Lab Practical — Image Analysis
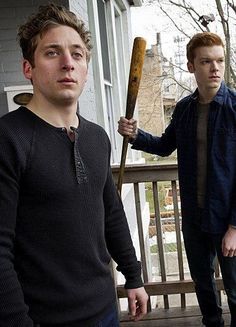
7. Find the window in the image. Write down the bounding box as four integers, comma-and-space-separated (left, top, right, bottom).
96, 0, 128, 163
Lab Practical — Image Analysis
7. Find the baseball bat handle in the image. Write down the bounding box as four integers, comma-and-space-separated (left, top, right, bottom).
117, 37, 146, 194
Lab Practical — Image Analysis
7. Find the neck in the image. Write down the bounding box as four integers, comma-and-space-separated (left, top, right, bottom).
198, 85, 220, 104
198, 96, 213, 104
26, 97, 79, 130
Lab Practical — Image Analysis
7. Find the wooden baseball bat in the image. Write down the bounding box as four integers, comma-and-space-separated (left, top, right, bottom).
117, 37, 146, 194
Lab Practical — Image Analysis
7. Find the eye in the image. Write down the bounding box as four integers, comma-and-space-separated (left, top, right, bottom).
72, 51, 84, 59
46, 50, 59, 57
201, 60, 210, 65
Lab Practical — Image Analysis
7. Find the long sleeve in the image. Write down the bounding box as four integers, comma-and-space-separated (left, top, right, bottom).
131, 110, 178, 157
0, 121, 33, 326
229, 196, 236, 227
103, 146, 143, 289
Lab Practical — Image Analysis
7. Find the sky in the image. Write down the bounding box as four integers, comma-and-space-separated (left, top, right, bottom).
131, 5, 173, 50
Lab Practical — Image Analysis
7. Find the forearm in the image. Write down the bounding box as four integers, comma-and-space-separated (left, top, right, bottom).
0, 213, 33, 325
104, 170, 143, 288
131, 128, 176, 156
105, 203, 143, 288
107, 219, 143, 289
0, 257, 33, 325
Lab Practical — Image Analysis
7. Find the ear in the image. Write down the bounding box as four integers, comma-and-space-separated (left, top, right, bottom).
23, 60, 33, 80
187, 61, 195, 73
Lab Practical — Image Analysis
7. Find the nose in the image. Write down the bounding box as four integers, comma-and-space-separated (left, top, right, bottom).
211, 61, 219, 71
61, 52, 74, 71
62, 64, 74, 71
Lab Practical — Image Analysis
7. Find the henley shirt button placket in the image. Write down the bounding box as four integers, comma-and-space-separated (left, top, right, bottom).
73, 131, 88, 184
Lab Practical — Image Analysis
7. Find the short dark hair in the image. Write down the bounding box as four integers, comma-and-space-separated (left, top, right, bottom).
186, 32, 224, 63
17, 3, 92, 66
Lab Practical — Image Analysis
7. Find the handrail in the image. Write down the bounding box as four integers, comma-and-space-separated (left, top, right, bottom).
112, 163, 178, 184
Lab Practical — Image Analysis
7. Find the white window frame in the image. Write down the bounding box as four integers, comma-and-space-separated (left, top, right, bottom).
87, 0, 132, 163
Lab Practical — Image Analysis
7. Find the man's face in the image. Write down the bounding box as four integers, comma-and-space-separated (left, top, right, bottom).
187, 45, 225, 93
23, 25, 88, 107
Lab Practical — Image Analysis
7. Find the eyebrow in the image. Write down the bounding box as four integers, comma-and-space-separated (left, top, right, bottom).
199, 56, 224, 60
42, 43, 86, 52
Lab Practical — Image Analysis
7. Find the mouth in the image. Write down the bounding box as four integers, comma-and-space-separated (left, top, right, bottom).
209, 76, 220, 80
58, 77, 77, 84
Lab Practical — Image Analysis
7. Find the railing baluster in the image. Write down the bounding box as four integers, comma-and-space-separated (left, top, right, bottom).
133, 182, 151, 311
152, 181, 169, 309
214, 258, 222, 305
171, 180, 186, 308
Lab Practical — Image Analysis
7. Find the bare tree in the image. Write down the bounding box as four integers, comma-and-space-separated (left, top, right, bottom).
145, 0, 236, 88
227, 0, 236, 13
215, 0, 232, 86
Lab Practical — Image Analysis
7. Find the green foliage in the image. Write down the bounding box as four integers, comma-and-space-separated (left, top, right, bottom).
145, 181, 171, 213
151, 243, 178, 253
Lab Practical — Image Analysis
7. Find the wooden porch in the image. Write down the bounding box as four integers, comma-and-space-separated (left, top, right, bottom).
111, 163, 230, 326
120, 306, 230, 326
